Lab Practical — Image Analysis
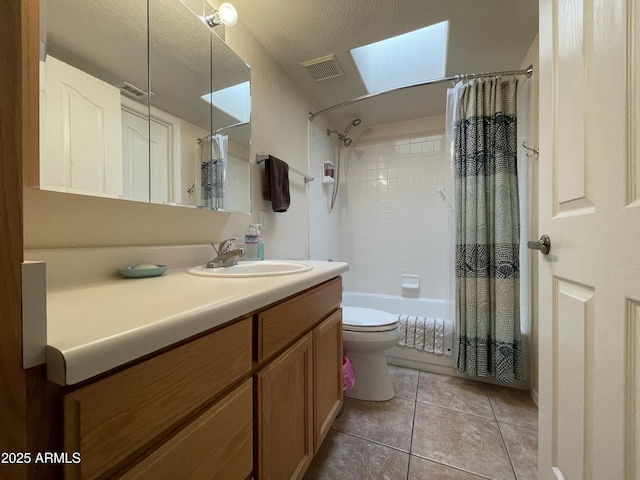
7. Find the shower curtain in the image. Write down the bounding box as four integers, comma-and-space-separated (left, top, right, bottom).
452, 77, 524, 384
199, 133, 228, 209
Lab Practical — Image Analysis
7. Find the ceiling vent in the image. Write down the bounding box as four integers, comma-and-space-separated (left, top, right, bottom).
116, 82, 155, 100
302, 54, 344, 81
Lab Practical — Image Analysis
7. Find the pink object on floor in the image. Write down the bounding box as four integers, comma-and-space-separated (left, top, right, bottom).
343, 355, 356, 390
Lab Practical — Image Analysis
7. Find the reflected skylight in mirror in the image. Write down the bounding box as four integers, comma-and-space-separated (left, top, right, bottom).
350, 21, 449, 93
201, 81, 251, 123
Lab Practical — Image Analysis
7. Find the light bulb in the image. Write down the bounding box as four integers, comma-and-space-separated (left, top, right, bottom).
218, 3, 238, 26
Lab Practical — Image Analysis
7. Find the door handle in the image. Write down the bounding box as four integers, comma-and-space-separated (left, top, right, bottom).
527, 234, 551, 255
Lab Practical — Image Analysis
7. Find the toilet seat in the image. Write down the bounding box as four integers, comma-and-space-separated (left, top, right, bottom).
342, 306, 398, 333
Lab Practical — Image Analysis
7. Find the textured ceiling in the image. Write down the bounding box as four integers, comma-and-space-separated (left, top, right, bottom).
44, 0, 538, 135
230, 0, 538, 128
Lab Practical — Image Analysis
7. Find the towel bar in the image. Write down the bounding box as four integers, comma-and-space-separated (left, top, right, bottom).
256, 154, 314, 183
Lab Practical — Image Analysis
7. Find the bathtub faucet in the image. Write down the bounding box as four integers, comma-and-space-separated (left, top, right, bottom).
207, 238, 243, 268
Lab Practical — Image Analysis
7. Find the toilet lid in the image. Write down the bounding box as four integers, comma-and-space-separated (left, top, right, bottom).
342, 306, 398, 332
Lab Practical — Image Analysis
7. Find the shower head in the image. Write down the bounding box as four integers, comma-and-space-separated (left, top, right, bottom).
326, 128, 349, 146
341, 118, 361, 138
327, 118, 361, 147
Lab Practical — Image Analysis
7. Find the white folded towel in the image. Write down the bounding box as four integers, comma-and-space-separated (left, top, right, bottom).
397, 314, 408, 347
434, 317, 444, 354
406, 316, 416, 347
396, 314, 452, 356
415, 316, 426, 350
424, 317, 435, 353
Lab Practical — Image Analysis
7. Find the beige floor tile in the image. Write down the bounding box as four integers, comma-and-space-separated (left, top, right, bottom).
412, 403, 515, 480
312, 367, 539, 480
499, 423, 538, 480
331, 397, 415, 451
389, 364, 419, 401
417, 372, 495, 419
486, 384, 538, 430
409, 456, 488, 479
304, 430, 410, 480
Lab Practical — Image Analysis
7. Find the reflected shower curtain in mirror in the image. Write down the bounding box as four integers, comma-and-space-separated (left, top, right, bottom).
453, 77, 524, 383
199, 133, 228, 209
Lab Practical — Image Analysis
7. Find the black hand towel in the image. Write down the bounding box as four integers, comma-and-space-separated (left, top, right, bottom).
262, 155, 290, 212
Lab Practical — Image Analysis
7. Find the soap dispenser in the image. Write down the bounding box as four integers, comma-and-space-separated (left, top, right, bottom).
255, 224, 264, 261
244, 224, 259, 260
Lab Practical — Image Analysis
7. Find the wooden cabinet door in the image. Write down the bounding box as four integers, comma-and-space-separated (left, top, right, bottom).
63, 318, 252, 480
313, 310, 343, 452
257, 333, 313, 480
121, 379, 253, 480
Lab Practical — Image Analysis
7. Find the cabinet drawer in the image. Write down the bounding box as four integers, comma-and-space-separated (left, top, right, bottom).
258, 277, 341, 363
64, 317, 253, 480
121, 379, 253, 480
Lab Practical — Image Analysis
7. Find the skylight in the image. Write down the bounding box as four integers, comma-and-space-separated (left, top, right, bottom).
350, 21, 449, 93
201, 81, 251, 123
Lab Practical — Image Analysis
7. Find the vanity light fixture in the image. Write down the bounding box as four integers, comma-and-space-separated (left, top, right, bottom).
204, 2, 238, 27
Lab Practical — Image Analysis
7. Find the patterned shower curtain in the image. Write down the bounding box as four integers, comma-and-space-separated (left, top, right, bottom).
454, 77, 524, 384
200, 133, 228, 209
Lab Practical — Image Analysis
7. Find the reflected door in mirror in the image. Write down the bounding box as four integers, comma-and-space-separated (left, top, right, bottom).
122, 106, 150, 202
41, 56, 124, 198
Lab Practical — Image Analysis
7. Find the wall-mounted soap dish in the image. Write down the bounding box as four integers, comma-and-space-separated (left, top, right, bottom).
401, 274, 420, 291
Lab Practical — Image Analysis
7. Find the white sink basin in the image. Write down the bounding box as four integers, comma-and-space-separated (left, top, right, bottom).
188, 260, 314, 278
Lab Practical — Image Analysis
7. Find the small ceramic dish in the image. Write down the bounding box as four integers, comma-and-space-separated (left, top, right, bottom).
119, 264, 168, 278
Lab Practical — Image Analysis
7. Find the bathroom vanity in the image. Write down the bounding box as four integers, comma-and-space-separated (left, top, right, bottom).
37, 258, 346, 480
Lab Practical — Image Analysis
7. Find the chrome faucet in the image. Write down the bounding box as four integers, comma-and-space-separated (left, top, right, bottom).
206, 238, 243, 268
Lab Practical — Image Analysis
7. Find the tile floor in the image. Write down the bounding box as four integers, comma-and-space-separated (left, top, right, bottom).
305, 366, 538, 480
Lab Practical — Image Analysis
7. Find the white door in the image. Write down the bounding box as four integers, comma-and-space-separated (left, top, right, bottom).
149, 119, 171, 204
122, 105, 173, 204
41, 56, 123, 197
538, 1, 640, 479
122, 108, 151, 202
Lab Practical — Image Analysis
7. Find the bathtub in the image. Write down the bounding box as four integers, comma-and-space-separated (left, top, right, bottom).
341, 291, 456, 374
341, 291, 531, 388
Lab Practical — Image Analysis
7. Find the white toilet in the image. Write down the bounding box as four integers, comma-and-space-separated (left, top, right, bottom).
342, 306, 400, 401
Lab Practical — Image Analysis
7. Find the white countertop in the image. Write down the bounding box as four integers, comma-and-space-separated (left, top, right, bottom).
46, 261, 348, 385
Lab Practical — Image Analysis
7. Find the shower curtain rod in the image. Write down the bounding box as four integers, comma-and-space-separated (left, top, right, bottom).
308, 64, 534, 121
197, 121, 251, 143
215, 120, 249, 135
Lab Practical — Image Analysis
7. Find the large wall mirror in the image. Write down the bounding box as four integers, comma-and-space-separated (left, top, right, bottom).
40, 0, 252, 213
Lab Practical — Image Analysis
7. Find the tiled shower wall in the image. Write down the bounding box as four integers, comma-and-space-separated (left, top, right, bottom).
309, 116, 454, 300
341, 127, 453, 298
308, 122, 343, 263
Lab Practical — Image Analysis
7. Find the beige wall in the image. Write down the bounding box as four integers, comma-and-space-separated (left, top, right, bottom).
24, 17, 314, 260
226, 22, 312, 259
